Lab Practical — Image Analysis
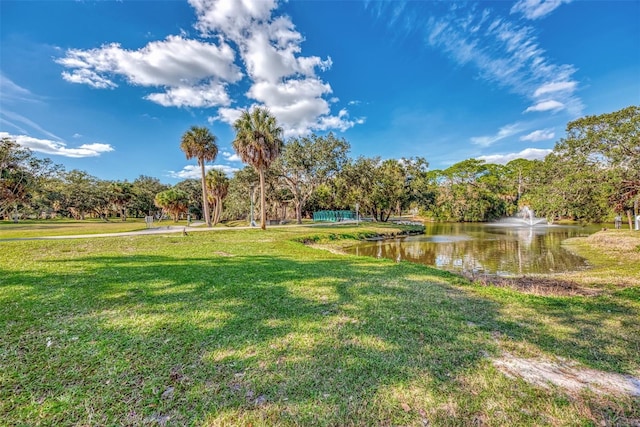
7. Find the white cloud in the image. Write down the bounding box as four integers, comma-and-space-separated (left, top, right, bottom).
72, 133, 83, 138
511, 0, 572, 20
190, 0, 277, 39
209, 107, 244, 126
0, 110, 63, 141
0, 117, 29, 135
247, 78, 331, 107
369, 2, 583, 117
192, 0, 357, 136
145, 81, 231, 108
222, 151, 241, 162
167, 163, 238, 179
520, 129, 555, 142
478, 148, 552, 164
167, 165, 203, 180
59, 36, 242, 86
61, 69, 117, 89
0, 73, 42, 103
0, 132, 114, 158
57, 35, 242, 108
471, 123, 522, 147
211, 164, 240, 176
533, 81, 577, 97
524, 99, 565, 113
58, 1, 359, 136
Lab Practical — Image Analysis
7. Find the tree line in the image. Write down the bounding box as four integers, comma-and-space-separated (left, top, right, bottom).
2, 105, 638, 227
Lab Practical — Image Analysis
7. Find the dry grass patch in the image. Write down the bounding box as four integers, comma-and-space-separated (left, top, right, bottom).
587, 230, 640, 253
560, 230, 640, 287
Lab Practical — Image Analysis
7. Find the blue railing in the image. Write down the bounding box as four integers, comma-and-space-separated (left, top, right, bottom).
313, 210, 355, 222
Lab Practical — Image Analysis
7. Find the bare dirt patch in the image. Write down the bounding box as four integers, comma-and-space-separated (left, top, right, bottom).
493, 352, 640, 397
464, 273, 601, 296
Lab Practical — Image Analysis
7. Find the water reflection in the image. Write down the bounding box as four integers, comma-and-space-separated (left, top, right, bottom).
346, 223, 600, 276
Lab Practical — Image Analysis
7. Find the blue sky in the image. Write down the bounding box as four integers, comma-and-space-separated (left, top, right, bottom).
1, 0, 638, 184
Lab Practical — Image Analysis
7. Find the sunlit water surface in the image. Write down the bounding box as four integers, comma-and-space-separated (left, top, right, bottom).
345, 222, 602, 276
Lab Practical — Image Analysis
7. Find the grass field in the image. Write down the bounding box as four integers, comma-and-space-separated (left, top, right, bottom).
1, 222, 638, 425
0, 218, 150, 239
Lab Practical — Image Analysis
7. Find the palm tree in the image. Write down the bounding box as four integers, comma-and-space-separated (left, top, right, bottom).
180, 126, 218, 227
232, 107, 283, 230
154, 188, 189, 222
205, 169, 229, 226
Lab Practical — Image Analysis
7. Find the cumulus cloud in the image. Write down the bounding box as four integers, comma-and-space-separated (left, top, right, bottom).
145, 82, 231, 108
57, 1, 359, 137
57, 35, 242, 107
61, 69, 117, 89
520, 129, 555, 142
192, 0, 357, 136
209, 107, 244, 126
524, 99, 565, 113
478, 148, 552, 164
471, 123, 522, 147
221, 151, 241, 162
0, 132, 114, 158
167, 163, 238, 179
190, 0, 278, 39
511, 0, 572, 20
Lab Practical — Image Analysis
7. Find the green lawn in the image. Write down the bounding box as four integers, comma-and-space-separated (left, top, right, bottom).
0, 218, 150, 239
1, 225, 638, 425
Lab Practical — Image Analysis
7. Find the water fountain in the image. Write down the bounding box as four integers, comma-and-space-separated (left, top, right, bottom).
519, 206, 547, 226
489, 206, 547, 228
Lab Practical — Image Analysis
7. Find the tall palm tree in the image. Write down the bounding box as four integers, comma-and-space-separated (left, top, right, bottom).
232, 107, 283, 230
180, 126, 218, 227
205, 169, 229, 226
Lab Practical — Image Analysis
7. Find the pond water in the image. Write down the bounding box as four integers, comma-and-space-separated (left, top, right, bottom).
345, 222, 602, 276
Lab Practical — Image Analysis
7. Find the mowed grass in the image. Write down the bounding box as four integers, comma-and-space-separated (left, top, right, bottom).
0, 218, 151, 239
1, 225, 639, 426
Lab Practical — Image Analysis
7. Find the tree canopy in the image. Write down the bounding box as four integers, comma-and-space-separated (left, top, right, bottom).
3, 105, 638, 226
276, 133, 350, 224
154, 188, 189, 222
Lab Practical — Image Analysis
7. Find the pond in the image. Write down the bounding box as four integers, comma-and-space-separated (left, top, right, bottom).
345, 222, 602, 276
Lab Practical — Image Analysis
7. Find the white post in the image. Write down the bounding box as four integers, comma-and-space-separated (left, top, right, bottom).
355, 203, 359, 226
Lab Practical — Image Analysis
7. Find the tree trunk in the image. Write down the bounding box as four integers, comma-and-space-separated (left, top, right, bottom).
295, 200, 302, 224
259, 168, 267, 230
627, 209, 633, 230
200, 161, 212, 227
211, 198, 222, 226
